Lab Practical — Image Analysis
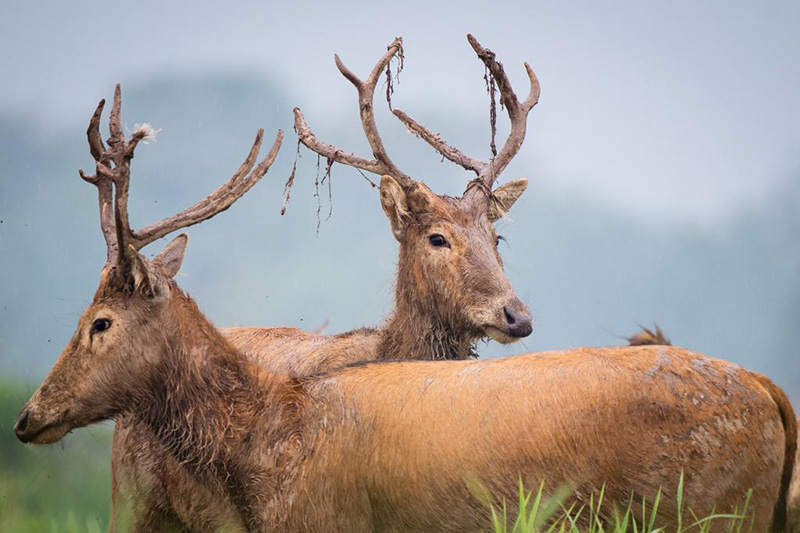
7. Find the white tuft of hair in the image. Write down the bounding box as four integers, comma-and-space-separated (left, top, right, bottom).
132, 123, 160, 144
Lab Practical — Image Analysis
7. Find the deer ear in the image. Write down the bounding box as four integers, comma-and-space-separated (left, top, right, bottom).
153, 234, 189, 279
406, 182, 438, 215
379, 175, 412, 241
488, 178, 528, 222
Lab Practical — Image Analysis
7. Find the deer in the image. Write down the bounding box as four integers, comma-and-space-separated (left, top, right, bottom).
14, 86, 797, 533
111, 34, 539, 530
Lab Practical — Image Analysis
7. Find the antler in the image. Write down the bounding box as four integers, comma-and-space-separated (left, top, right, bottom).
78, 84, 283, 266
392, 34, 540, 195
293, 37, 412, 187
79, 99, 118, 263
294, 35, 538, 198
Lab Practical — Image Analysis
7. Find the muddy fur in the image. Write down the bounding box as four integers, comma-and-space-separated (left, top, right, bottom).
751, 376, 798, 532
22, 277, 796, 532
625, 325, 800, 530
111, 178, 533, 530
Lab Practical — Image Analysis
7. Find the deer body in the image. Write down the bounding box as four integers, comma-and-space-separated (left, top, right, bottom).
43, 282, 793, 532
294, 349, 790, 532
111, 258, 529, 532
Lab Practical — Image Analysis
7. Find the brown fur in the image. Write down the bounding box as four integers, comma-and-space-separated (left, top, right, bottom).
110, 178, 533, 530
19, 271, 795, 532
750, 375, 798, 532
626, 327, 800, 531
789, 419, 800, 533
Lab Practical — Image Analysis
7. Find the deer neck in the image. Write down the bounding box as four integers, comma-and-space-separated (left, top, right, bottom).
135, 287, 305, 525
378, 288, 478, 361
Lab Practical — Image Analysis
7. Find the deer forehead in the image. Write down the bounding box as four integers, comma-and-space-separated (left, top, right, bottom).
417, 198, 492, 232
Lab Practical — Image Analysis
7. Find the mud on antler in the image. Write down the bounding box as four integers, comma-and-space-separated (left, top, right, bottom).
293, 34, 539, 199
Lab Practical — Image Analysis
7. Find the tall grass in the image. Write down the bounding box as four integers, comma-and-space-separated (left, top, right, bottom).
488, 474, 755, 533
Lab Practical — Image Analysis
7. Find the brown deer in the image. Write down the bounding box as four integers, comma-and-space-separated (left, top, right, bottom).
111, 34, 538, 530
289, 34, 539, 357
15, 87, 797, 533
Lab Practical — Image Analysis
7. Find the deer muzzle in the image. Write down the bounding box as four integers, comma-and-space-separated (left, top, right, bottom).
503, 305, 533, 338
14, 400, 71, 445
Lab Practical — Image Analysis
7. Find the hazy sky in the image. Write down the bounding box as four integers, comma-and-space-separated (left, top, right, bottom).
2, 0, 798, 225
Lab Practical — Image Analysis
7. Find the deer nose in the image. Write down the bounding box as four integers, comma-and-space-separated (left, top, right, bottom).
503, 306, 533, 338
14, 409, 30, 440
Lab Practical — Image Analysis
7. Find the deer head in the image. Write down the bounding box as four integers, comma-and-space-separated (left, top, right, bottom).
294, 35, 538, 345
14, 85, 282, 444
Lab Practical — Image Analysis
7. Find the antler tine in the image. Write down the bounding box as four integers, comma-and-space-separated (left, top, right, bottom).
294, 108, 387, 175
86, 99, 107, 162
78, 98, 118, 264
391, 108, 487, 175
294, 37, 411, 186
521, 62, 541, 112
106, 84, 139, 263
389, 35, 539, 195
334, 38, 404, 177
131, 129, 284, 247
467, 34, 540, 189
108, 84, 126, 147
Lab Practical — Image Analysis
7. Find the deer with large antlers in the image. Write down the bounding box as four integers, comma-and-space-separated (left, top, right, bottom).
293, 34, 539, 354
292, 34, 540, 356
15, 82, 797, 531
110, 35, 538, 529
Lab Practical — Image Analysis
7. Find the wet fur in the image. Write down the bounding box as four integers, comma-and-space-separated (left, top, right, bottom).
111, 184, 529, 530
625, 325, 797, 530
114, 287, 793, 531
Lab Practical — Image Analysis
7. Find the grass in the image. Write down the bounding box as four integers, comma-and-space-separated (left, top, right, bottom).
487, 474, 756, 533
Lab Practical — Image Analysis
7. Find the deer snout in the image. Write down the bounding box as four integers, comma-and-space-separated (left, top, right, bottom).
14, 407, 32, 442
503, 305, 533, 338
14, 398, 71, 445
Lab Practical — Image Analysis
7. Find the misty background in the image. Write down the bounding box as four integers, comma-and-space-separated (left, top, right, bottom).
1, 0, 798, 408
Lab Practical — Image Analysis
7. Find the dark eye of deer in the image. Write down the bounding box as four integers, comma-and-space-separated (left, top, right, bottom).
91, 318, 112, 335
496, 235, 507, 247
428, 234, 449, 248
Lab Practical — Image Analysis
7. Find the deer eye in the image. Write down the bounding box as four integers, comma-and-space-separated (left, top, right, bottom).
428, 234, 450, 248
496, 235, 507, 247
91, 318, 112, 335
